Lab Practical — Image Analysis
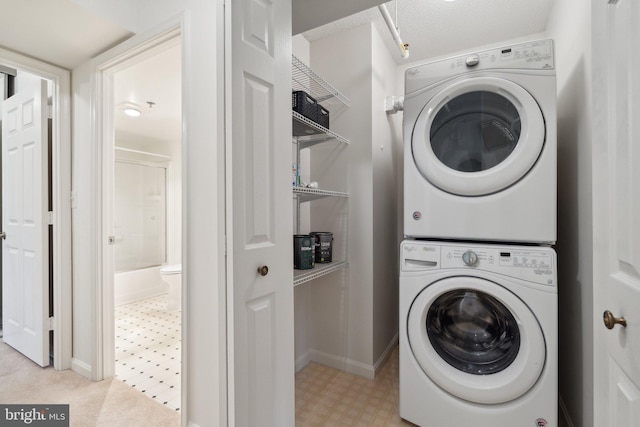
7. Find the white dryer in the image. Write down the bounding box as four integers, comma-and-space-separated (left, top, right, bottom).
399, 240, 557, 427
404, 39, 557, 244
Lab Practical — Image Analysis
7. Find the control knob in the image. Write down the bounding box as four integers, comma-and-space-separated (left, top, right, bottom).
462, 250, 479, 266
466, 54, 480, 67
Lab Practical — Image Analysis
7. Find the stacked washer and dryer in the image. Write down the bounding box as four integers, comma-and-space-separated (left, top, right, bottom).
399, 40, 558, 427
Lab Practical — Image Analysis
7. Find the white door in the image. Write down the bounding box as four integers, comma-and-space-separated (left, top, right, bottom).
593, 0, 640, 425
1, 77, 49, 367
227, 0, 294, 425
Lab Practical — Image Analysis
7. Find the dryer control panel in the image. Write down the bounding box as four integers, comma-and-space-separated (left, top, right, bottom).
404, 39, 555, 95
401, 241, 556, 286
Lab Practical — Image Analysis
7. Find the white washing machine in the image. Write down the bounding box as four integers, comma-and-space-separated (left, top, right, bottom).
403, 39, 557, 244
399, 240, 557, 427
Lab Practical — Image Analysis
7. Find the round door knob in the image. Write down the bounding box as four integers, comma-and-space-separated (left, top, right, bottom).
257, 265, 269, 276
0, 231, 5, 240
603, 310, 627, 329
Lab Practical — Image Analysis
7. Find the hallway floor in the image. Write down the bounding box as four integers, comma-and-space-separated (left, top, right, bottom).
115, 294, 181, 411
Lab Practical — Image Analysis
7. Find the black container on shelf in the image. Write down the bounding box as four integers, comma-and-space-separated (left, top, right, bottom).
316, 105, 330, 129
310, 232, 333, 263
293, 234, 315, 270
292, 90, 318, 122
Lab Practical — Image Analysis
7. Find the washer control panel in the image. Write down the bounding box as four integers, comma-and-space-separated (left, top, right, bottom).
401, 241, 556, 286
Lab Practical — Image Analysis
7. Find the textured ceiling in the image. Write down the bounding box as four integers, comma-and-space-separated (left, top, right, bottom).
303, 0, 556, 64
0, 0, 131, 69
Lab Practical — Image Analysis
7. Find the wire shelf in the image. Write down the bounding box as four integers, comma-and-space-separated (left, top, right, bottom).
293, 261, 348, 286
292, 55, 350, 115
292, 112, 349, 148
293, 187, 349, 203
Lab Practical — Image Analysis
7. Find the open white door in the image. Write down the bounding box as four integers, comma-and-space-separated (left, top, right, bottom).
1, 77, 49, 367
593, 0, 640, 425
227, 0, 294, 424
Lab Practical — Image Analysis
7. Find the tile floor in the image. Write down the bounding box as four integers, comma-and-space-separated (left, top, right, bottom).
113, 298, 566, 425
295, 347, 415, 426
115, 294, 181, 411
296, 346, 568, 427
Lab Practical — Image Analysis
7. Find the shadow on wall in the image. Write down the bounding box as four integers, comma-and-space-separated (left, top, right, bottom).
555, 54, 593, 427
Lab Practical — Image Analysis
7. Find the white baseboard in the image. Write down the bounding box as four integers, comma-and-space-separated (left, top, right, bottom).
71, 358, 92, 380
295, 350, 312, 373
302, 334, 399, 380
310, 349, 376, 379
373, 332, 399, 377
558, 395, 576, 427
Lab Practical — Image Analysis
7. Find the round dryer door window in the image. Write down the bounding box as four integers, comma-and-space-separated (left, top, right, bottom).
411, 77, 546, 196
407, 277, 546, 404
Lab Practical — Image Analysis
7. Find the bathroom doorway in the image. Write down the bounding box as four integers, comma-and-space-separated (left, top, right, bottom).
109, 37, 183, 411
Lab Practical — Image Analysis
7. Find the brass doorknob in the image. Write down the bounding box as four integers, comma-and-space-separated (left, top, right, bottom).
603, 310, 627, 329
257, 265, 269, 276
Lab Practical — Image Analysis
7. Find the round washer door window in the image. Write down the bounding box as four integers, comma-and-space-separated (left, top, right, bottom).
407, 277, 546, 404
411, 77, 545, 196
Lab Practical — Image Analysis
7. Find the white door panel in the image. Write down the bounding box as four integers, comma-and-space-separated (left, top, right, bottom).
1, 78, 49, 367
609, 360, 640, 427
228, 0, 294, 425
593, 0, 640, 425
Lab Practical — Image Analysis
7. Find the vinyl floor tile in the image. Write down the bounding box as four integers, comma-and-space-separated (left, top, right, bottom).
115, 294, 181, 412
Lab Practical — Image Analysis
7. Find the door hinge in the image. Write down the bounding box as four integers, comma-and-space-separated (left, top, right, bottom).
49, 316, 55, 331
47, 211, 55, 225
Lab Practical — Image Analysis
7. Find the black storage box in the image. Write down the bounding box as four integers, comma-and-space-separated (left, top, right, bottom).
292, 90, 318, 122
316, 104, 330, 129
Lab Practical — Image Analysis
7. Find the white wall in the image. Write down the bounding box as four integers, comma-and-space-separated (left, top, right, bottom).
371, 25, 400, 363
298, 23, 398, 377
312, 23, 374, 371
70, 1, 226, 426
545, 1, 593, 426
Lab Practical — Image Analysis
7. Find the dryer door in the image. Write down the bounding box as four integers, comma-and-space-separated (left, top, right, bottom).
407, 276, 546, 404
411, 76, 545, 196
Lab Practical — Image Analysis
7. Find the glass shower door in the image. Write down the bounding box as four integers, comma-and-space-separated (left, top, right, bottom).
114, 161, 167, 272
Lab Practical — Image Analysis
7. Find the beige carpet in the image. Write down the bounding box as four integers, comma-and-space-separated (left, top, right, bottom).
0, 340, 180, 427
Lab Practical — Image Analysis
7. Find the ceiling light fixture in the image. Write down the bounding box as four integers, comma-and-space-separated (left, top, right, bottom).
119, 102, 143, 117
123, 107, 141, 117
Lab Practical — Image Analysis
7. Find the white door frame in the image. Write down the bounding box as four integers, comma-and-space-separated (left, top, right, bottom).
90, 18, 183, 379
0, 47, 72, 371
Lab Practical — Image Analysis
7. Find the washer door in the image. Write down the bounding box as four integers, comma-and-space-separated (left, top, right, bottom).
411, 77, 545, 196
407, 277, 545, 404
